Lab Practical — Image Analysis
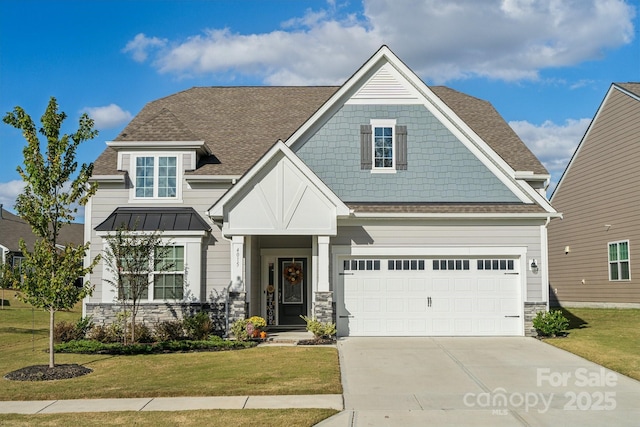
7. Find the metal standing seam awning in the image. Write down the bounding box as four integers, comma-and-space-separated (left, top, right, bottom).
95, 207, 211, 232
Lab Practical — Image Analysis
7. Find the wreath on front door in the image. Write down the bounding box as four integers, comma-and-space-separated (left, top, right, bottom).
283, 263, 303, 285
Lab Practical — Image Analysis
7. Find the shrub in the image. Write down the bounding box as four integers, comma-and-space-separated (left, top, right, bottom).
532, 310, 569, 337
54, 338, 257, 355
183, 311, 214, 341
53, 321, 79, 343
300, 316, 336, 340
87, 323, 122, 343
134, 322, 155, 343
54, 317, 95, 343
231, 319, 249, 341
75, 316, 94, 339
154, 320, 185, 342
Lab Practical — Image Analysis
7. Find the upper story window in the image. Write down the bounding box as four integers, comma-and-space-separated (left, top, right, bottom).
608, 240, 630, 281
360, 120, 407, 172
134, 155, 178, 199
374, 125, 394, 169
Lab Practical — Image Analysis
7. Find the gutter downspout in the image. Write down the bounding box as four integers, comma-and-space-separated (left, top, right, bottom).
542, 216, 552, 310
206, 209, 244, 338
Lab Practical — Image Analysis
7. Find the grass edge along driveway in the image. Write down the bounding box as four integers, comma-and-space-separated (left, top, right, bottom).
542, 307, 640, 382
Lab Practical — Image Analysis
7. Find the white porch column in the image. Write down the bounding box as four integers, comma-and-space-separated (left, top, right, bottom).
230, 235, 245, 291
317, 235, 330, 292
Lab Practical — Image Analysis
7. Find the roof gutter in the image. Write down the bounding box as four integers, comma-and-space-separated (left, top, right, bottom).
348, 212, 563, 220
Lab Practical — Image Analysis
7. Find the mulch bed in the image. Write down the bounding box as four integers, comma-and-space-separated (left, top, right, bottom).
4, 364, 92, 381
297, 338, 336, 345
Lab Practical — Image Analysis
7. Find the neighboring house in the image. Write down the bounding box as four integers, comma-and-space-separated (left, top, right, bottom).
85, 46, 559, 337
548, 83, 640, 308
0, 205, 85, 280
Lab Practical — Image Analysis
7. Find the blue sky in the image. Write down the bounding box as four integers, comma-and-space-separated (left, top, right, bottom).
1, 0, 638, 216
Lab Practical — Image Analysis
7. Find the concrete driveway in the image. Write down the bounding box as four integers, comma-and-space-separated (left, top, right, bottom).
319, 337, 640, 427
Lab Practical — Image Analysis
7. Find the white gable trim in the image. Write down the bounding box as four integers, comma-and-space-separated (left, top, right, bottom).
207, 141, 350, 235
286, 45, 549, 208
107, 140, 210, 154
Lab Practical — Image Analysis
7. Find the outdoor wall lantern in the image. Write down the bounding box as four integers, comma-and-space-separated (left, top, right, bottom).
530, 259, 539, 273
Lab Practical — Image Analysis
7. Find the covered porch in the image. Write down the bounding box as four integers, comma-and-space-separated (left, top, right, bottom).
207, 141, 350, 326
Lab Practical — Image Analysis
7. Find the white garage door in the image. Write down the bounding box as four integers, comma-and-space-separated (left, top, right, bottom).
336, 257, 523, 336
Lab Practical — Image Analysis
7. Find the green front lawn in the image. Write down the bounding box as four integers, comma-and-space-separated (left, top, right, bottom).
0, 409, 339, 427
0, 294, 342, 401
543, 307, 640, 381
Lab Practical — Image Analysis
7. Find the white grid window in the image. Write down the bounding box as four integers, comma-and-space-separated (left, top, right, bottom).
134, 155, 178, 199
609, 241, 630, 281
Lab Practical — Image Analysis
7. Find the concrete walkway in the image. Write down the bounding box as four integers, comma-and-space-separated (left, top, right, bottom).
0, 394, 344, 414
317, 337, 640, 427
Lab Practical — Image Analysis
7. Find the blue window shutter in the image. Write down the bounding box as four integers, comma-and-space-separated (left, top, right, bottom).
396, 125, 407, 170
360, 124, 372, 169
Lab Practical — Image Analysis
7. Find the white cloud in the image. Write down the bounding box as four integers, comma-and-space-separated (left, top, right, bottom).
0, 180, 25, 212
0, 180, 86, 223
509, 118, 592, 190
123, 0, 635, 85
83, 104, 133, 129
122, 33, 167, 62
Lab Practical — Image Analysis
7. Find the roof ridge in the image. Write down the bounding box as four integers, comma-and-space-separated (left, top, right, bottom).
118, 107, 199, 141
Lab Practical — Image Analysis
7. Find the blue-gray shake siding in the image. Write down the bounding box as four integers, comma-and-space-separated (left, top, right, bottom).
294, 104, 520, 203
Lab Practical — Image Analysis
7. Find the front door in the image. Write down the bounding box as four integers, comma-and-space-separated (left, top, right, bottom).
278, 258, 307, 325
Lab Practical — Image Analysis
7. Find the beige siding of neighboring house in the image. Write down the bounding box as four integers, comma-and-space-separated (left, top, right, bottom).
548, 87, 640, 304
333, 220, 546, 301
85, 179, 232, 305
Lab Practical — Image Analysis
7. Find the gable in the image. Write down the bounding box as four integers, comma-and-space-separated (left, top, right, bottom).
294, 103, 522, 203
552, 84, 640, 203
285, 46, 549, 207
209, 142, 349, 236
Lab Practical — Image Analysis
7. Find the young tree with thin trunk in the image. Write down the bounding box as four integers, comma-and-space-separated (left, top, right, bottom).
3, 97, 100, 368
103, 224, 175, 344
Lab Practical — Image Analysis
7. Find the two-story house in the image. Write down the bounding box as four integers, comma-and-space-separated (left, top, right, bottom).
85, 46, 559, 336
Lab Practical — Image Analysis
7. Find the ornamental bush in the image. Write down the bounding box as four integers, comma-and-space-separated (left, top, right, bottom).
53, 317, 95, 343
231, 319, 250, 341
300, 316, 337, 340
183, 311, 214, 341
532, 310, 569, 337
154, 320, 185, 342
54, 336, 256, 354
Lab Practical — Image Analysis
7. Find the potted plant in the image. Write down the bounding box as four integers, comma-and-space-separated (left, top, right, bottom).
246, 316, 267, 338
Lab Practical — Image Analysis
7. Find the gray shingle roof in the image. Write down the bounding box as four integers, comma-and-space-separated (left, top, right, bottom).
92, 84, 546, 177
616, 82, 640, 97
431, 86, 547, 174
93, 86, 340, 176
347, 203, 547, 214
0, 208, 85, 253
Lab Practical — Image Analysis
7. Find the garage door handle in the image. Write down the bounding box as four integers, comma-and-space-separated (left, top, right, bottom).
505, 315, 520, 318
504, 273, 520, 275
339, 272, 354, 276
339, 315, 354, 318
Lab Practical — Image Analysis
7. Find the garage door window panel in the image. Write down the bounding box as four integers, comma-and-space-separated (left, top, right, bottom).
477, 259, 515, 271
433, 259, 470, 270
388, 259, 426, 270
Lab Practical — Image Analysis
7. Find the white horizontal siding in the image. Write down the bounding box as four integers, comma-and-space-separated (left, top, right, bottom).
86, 180, 232, 306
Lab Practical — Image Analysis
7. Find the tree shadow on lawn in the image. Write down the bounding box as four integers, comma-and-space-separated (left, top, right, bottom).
0, 326, 48, 335
558, 307, 589, 331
